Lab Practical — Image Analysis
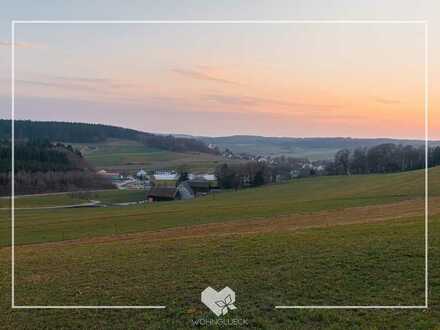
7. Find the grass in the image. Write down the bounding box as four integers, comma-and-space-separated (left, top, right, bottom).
15, 219, 426, 306
203, 138, 343, 160
0, 167, 439, 328
0, 167, 437, 247
70, 138, 235, 173
0, 189, 146, 209
0, 193, 86, 209
1, 215, 437, 328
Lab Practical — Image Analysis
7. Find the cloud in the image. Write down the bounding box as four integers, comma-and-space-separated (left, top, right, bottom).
0, 41, 45, 49
172, 68, 240, 85
17, 79, 98, 92
52, 76, 110, 83
15, 75, 146, 105
203, 93, 339, 112
17, 75, 138, 93
204, 94, 261, 107
52, 76, 137, 89
375, 97, 401, 105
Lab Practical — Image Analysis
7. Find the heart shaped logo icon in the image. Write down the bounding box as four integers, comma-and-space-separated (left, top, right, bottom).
201, 286, 237, 317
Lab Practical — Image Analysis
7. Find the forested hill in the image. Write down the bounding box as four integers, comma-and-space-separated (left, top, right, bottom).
0, 140, 89, 173
0, 140, 114, 195
0, 120, 218, 154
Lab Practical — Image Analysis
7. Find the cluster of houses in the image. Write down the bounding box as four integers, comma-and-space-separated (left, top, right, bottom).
97, 169, 218, 202
145, 171, 218, 202
219, 149, 325, 170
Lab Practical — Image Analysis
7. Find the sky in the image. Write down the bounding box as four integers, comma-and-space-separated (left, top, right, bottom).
0, 1, 439, 139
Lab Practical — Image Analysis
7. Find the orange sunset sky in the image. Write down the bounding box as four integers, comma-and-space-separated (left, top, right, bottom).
0, 1, 439, 140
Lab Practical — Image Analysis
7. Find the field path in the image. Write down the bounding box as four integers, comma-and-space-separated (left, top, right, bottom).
0, 201, 101, 210
9, 197, 439, 252
0, 189, 115, 199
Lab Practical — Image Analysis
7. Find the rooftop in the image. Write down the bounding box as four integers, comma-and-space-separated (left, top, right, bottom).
147, 187, 178, 199
154, 173, 179, 180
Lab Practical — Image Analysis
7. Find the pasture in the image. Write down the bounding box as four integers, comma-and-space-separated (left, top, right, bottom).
0, 189, 146, 209
70, 138, 233, 173
0, 167, 439, 328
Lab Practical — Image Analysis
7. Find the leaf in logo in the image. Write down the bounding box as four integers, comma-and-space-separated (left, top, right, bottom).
201, 286, 237, 317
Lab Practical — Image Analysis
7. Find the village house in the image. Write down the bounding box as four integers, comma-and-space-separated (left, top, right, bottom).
201, 174, 216, 182
151, 170, 180, 187
188, 178, 211, 195
176, 181, 195, 200
188, 174, 218, 188
97, 169, 122, 181
145, 172, 219, 202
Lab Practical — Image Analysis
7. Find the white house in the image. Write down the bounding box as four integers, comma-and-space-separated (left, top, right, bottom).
136, 169, 147, 179
151, 171, 180, 187
202, 174, 216, 181
153, 173, 179, 181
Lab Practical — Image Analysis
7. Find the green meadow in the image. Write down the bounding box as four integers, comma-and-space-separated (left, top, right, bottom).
0, 189, 146, 209
1, 168, 437, 246
70, 138, 234, 173
0, 167, 439, 328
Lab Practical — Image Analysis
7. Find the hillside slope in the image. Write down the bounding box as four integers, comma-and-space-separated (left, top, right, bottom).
3, 166, 438, 246
69, 138, 235, 172
0, 140, 113, 195
0, 119, 217, 154
1, 168, 439, 328
199, 135, 439, 160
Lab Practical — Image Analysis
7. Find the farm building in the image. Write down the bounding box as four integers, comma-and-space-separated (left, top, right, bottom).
201, 174, 218, 188
147, 186, 180, 202
188, 178, 211, 195
151, 171, 180, 187
97, 169, 122, 181
187, 174, 218, 189
177, 181, 195, 200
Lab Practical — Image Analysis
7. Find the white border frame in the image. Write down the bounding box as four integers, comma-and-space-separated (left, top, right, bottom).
10, 20, 429, 310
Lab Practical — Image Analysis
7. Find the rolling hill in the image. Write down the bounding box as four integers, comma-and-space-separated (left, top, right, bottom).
0, 119, 217, 155
0, 167, 438, 327
0, 119, 229, 174
0, 140, 114, 196
1, 119, 439, 327
3, 166, 437, 246
68, 138, 238, 173
199, 135, 439, 160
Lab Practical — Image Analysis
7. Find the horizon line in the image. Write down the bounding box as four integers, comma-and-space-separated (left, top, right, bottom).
1, 118, 435, 142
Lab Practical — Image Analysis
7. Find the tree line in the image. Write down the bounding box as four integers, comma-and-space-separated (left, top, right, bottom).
215, 156, 309, 190
0, 119, 218, 154
0, 139, 114, 196
0, 170, 114, 196
214, 143, 440, 191
327, 143, 440, 175
215, 162, 270, 189
0, 139, 85, 173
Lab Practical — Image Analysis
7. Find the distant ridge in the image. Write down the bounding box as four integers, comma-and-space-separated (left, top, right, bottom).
197, 135, 438, 160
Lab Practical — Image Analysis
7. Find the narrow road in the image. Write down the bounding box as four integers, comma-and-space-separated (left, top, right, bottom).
0, 200, 101, 211
0, 189, 116, 199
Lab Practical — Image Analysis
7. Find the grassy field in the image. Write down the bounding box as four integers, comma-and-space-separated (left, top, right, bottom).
199, 136, 440, 161
71, 138, 234, 173
0, 190, 147, 209
0, 167, 439, 328
1, 168, 437, 246
200, 136, 343, 160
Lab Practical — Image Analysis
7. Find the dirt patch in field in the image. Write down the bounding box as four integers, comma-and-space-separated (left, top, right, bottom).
21, 273, 52, 284
10, 197, 439, 252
